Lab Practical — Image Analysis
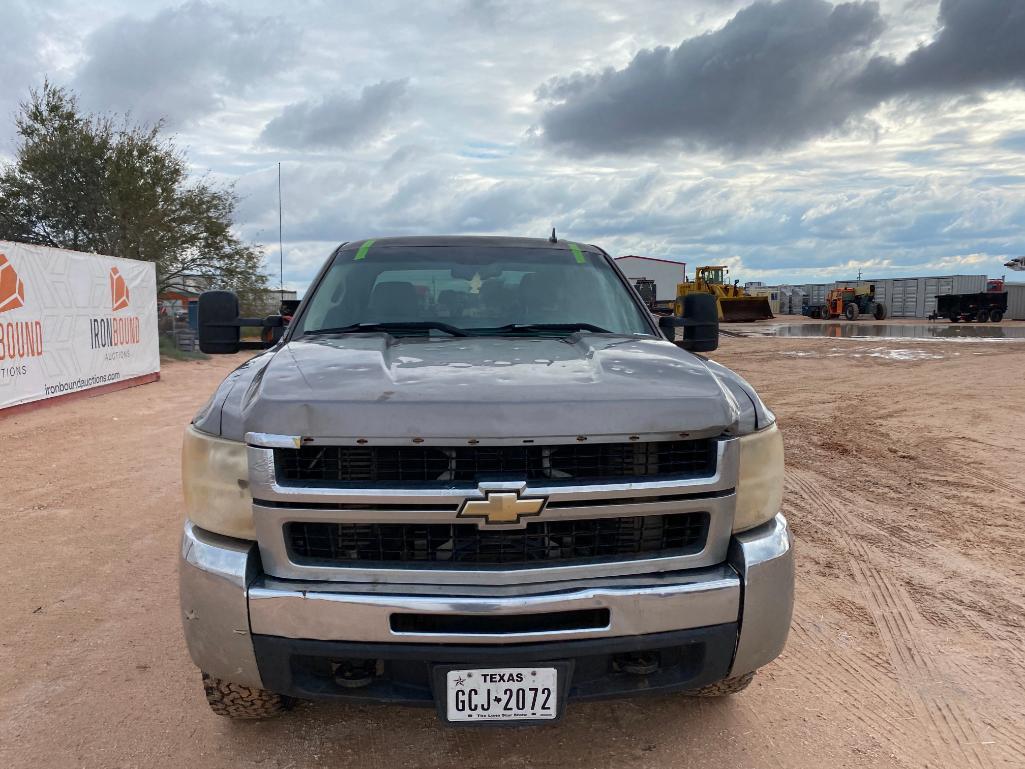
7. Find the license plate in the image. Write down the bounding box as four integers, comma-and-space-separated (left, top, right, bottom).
445, 667, 558, 722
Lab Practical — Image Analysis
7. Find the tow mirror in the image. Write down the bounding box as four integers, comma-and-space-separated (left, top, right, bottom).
658, 293, 719, 352
198, 290, 284, 354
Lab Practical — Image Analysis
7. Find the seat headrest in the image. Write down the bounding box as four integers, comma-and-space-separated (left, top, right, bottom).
368, 281, 419, 320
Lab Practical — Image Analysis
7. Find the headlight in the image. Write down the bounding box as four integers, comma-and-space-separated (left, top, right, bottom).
733, 423, 784, 532
182, 425, 255, 540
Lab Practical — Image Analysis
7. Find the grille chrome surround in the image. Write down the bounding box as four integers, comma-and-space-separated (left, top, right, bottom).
285, 513, 710, 568
274, 440, 716, 485
245, 436, 739, 586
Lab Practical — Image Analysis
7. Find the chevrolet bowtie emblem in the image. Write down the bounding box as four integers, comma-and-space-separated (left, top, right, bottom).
459, 489, 546, 525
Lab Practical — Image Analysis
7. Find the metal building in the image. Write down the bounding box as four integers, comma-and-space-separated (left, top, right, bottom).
614, 256, 688, 301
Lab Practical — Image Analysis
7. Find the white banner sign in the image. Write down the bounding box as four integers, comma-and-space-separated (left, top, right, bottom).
0, 241, 160, 411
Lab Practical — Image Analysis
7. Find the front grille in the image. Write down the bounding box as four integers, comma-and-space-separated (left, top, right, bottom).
275, 440, 716, 485
285, 513, 710, 568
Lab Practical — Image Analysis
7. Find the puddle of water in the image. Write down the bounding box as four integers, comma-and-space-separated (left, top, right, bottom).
743, 322, 1025, 341
868, 348, 946, 361
783, 347, 950, 361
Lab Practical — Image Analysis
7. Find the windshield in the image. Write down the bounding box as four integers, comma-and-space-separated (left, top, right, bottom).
293, 244, 654, 337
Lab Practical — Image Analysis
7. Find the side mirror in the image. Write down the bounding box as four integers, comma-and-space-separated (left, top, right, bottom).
659, 293, 719, 352
198, 290, 242, 354
198, 291, 284, 354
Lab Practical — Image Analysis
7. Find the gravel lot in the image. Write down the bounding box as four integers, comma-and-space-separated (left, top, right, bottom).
2, 324, 1024, 769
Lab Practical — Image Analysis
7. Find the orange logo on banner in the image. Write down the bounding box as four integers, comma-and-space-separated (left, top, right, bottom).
0, 253, 26, 313
110, 267, 130, 311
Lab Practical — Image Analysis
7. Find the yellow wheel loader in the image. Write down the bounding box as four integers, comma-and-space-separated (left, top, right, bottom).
674, 266, 774, 322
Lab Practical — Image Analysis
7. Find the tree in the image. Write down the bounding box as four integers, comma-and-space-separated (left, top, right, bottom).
0, 82, 267, 302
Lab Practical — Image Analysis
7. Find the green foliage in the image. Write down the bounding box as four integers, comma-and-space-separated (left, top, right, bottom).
0, 82, 267, 300
159, 333, 209, 361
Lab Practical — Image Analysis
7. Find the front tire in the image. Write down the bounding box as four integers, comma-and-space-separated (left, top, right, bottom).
844, 303, 859, 321
686, 671, 755, 697
202, 673, 294, 719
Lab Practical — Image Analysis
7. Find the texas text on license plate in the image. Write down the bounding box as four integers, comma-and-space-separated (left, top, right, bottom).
445, 667, 558, 722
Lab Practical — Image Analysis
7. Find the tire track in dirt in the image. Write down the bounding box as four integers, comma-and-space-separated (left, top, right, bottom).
979, 717, 1025, 761
789, 615, 901, 703
787, 494, 938, 763
849, 550, 993, 769
787, 613, 924, 752
792, 448, 1025, 628
787, 469, 1000, 769
790, 433, 1025, 768
874, 450, 1025, 630
941, 442, 1025, 501
912, 465, 1025, 513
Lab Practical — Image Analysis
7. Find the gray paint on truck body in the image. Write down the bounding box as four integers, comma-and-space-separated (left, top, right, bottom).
194, 334, 768, 441
192, 236, 771, 442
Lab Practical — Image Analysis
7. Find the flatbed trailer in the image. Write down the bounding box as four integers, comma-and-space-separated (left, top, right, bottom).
930, 291, 1007, 323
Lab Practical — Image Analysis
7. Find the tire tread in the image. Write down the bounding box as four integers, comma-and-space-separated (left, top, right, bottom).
202, 673, 292, 719
686, 671, 755, 697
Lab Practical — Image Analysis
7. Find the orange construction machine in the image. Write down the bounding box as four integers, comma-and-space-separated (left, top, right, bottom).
810, 284, 887, 321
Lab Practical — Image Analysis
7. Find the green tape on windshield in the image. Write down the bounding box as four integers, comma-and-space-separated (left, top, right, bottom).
354, 239, 376, 261
568, 242, 585, 264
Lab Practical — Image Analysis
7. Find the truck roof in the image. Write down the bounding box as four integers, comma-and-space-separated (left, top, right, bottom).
336, 236, 604, 254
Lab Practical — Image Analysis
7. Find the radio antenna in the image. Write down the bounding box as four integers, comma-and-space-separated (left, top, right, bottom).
278, 162, 284, 301
548, 227, 557, 243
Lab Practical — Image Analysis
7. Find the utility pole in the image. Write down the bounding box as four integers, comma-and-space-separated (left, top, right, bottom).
278, 162, 284, 302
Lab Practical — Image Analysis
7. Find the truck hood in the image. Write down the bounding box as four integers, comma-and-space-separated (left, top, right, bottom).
201, 334, 747, 441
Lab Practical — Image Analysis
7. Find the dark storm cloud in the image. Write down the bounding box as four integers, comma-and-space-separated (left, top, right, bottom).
538, 0, 885, 155
855, 0, 1025, 98
74, 1, 297, 126
259, 79, 411, 150
538, 0, 1025, 156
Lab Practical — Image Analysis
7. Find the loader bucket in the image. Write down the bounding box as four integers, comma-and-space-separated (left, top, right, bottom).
718, 297, 775, 322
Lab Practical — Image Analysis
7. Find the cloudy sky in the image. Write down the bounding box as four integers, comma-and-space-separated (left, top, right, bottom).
2, 0, 1025, 292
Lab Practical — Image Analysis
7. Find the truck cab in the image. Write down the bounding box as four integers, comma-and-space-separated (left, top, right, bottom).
180, 236, 792, 723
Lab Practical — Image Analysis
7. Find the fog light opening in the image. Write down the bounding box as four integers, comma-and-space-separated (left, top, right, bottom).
331, 659, 380, 689
613, 651, 661, 676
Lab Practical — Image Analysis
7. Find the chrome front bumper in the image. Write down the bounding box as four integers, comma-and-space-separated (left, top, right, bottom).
179, 514, 793, 689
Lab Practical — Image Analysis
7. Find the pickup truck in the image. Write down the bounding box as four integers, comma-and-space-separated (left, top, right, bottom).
180, 235, 792, 724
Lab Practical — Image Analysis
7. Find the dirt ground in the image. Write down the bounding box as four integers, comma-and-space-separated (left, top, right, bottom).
2, 325, 1024, 769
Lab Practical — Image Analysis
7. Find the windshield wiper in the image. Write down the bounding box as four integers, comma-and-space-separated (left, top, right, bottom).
304, 322, 469, 337
480, 323, 612, 334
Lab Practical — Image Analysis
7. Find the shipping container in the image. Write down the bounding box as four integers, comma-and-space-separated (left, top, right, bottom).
1007, 283, 1025, 320
873, 279, 892, 311
923, 275, 988, 318
783, 274, 992, 315
889, 278, 918, 317
802, 283, 829, 305
857, 275, 986, 317
773, 285, 802, 314
787, 289, 805, 314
